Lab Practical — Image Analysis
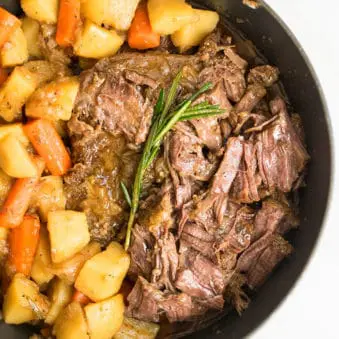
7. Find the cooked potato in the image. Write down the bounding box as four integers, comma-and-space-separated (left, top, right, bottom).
148, 0, 198, 35
0, 123, 29, 146
115, 317, 160, 339
85, 294, 124, 339
26, 77, 80, 121
1, 27, 28, 67
48, 210, 91, 264
0, 169, 13, 206
31, 227, 55, 286
31, 176, 66, 222
0, 134, 38, 178
171, 9, 219, 52
45, 278, 73, 325
21, 16, 42, 58
21, 0, 58, 24
24, 60, 72, 87
3, 273, 50, 324
0, 66, 37, 122
53, 301, 90, 339
74, 20, 124, 59
51, 242, 101, 284
81, 0, 140, 30
0, 227, 8, 241
75, 242, 130, 302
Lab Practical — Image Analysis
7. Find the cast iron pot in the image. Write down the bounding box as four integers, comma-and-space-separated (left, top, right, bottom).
0, 0, 332, 338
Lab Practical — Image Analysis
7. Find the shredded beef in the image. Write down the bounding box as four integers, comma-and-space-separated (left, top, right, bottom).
65, 30, 308, 324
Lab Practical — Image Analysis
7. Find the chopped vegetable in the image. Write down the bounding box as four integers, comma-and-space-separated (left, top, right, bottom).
147, 0, 198, 35
115, 317, 160, 339
75, 242, 130, 302
124, 73, 224, 249
0, 156, 44, 228
0, 134, 39, 178
72, 289, 91, 306
128, 2, 160, 50
84, 294, 125, 339
171, 9, 219, 52
21, 0, 58, 24
31, 176, 66, 222
31, 227, 55, 286
56, 0, 81, 47
23, 119, 72, 176
74, 20, 124, 59
81, 0, 140, 31
0, 123, 29, 146
0, 66, 37, 122
3, 273, 50, 324
21, 17, 42, 58
50, 241, 101, 284
24, 60, 71, 87
47, 210, 90, 264
0, 169, 13, 207
53, 302, 90, 339
45, 278, 73, 325
1, 26, 28, 67
7, 215, 41, 276
0, 7, 21, 49
26, 77, 80, 121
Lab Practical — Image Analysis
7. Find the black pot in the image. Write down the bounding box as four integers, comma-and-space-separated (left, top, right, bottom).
0, 0, 332, 338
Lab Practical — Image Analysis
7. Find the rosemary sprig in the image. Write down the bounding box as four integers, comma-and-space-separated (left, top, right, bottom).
123, 72, 225, 250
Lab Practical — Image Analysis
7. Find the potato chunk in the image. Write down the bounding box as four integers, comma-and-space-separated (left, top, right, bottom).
21, 0, 58, 24
0, 66, 37, 122
171, 9, 219, 52
48, 211, 90, 264
53, 302, 90, 339
26, 77, 80, 121
1, 27, 28, 67
21, 17, 42, 58
148, 0, 198, 35
85, 294, 124, 339
51, 242, 101, 284
45, 278, 73, 325
31, 227, 55, 286
81, 0, 140, 30
31, 176, 66, 222
0, 169, 13, 206
74, 20, 124, 59
3, 273, 50, 324
75, 242, 130, 302
0, 123, 29, 146
115, 317, 160, 339
0, 134, 38, 178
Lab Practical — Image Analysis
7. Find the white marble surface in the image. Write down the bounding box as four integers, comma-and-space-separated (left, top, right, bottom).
251, 1, 339, 338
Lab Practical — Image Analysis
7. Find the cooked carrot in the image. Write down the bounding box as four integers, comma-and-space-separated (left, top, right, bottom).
128, 2, 160, 50
0, 67, 8, 85
0, 156, 45, 228
0, 7, 20, 49
72, 289, 91, 305
56, 0, 81, 47
23, 119, 72, 176
7, 215, 40, 276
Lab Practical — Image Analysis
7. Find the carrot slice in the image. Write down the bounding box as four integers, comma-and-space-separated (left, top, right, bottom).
128, 2, 160, 50
0, 67, 8, 85
7, 215, 40, 276
0, 7, 20, 49
0, 156, 45, 228
56, 0, 81, 47
72, 289, 91, 305
23, 119, 72, 176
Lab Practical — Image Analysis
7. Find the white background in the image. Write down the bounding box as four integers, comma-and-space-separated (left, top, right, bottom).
252, 1, 339, 338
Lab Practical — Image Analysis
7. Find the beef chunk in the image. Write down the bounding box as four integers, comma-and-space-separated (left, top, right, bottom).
248, 65, 280, 87
256, 97, 309, 192
235, 84, 267, 114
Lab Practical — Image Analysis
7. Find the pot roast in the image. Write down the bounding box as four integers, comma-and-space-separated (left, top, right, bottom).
65, 30, 309, 323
